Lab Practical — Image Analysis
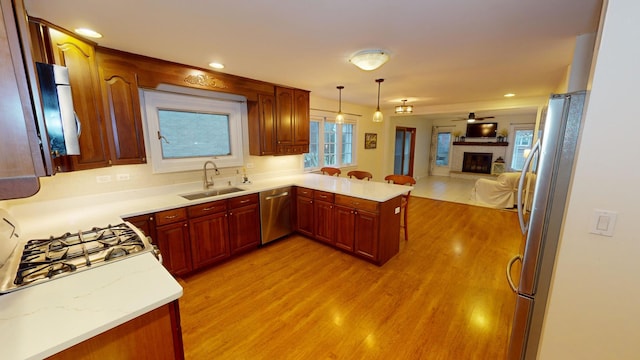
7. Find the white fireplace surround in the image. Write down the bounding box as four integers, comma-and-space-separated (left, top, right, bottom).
451, 144, 507, 173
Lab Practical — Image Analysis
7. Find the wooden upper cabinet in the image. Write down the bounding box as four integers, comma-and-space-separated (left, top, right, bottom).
274, 87, 310, 155
293, 88, 310, 146
0, 0, 46, 200
47, 27, 111, 171
249, 86, 310, 156
96, 57, 146, 165
248, 93, 277, 156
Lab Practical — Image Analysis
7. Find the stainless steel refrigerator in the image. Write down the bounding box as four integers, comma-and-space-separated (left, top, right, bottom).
506, 91, 587, 359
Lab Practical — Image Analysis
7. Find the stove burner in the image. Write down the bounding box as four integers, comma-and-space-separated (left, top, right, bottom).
15, 262, 77, 285
105, 247, 129, 260
11, 223, 150, 289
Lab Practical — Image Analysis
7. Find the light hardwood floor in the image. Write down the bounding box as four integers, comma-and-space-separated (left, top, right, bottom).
178, 197, 522, 359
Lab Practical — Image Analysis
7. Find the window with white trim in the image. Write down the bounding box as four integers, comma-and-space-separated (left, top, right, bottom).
141, 88, 245, 173
304, 116, 356, 171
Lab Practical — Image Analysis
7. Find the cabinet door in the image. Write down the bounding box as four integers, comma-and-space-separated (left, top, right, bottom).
155, 221, 192, 276
0, 1, 43, 200
228, 203, 260, 255
248, 93, 276, 156
314, 200, 334, 245
98, 61, 146, 165
354, 209, 379, 261
189, 212, 230, 269
123, 214, 156, 241
334, 205, 355, 252
293, 89, 310, 146
296, 196, 314, 238
48, 28, 110, 171
275, 86, 294, 146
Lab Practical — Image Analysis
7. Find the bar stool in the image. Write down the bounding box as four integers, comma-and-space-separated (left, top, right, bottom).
384, 174, 416, 241
320, 167, 341, 176
347, 170, 372, 181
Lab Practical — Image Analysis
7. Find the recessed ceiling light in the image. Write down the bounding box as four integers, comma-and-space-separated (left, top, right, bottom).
209, 62, 225, 69
74, 28, 102, 39
504, 93, 516, 97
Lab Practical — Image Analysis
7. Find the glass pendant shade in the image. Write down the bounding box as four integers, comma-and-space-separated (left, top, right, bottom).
373, 79, 384, 123
373, 110, 383, 123
336, 85, 345, 124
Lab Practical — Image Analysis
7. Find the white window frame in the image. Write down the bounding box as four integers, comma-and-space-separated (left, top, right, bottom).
141, 87, 245, 173
304, 115, 357, 172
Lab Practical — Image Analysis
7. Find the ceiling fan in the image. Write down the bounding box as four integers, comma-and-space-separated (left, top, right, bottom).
452, 112, 496, 122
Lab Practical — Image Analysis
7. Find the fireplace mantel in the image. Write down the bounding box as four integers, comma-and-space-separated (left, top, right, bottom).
453, 142, 508, 146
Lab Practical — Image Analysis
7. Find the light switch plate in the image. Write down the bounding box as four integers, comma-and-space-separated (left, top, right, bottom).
589, 209, 617, 237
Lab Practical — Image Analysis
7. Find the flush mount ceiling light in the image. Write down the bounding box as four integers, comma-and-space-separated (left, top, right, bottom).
336, 85, 345, 124
373, 79, 384, 123
74, 28, 102, 39
349, 49, 389, 71
209, 62, 225, 69
395, 99, 413, 114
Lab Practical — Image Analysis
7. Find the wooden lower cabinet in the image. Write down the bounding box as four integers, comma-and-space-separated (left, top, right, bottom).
334, 205, 355, 252
314, 190, 335, 245
228, 194, 261, 255
189, 208, 230, 269
127, 194, 260, 276
310, 193, 402, 265
47, 301, 184, 360
296, 188, 314, 238
156, 220, 192, 276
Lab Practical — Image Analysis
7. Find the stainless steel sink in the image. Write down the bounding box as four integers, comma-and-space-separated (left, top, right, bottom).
180, 187, 244, 200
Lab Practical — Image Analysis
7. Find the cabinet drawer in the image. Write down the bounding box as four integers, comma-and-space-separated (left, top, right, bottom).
297, 187, 313, 198
188, 200, 227, 218
228, 193, 259, 209
314, 190, 334, 202
335, 194, 379, 213
155, 208, 188, 226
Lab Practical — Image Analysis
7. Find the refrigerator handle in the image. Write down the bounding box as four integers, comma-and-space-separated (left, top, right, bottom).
506, 254, 523, 293
517, 139, 540, 234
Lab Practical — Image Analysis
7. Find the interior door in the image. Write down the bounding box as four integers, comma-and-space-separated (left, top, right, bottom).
393, 127, 415, 176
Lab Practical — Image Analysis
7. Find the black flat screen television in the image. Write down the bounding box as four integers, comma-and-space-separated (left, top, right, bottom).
466, 122, 498, 138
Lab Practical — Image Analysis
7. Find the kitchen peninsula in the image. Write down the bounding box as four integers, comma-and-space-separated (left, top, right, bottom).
0, 174, 409, 359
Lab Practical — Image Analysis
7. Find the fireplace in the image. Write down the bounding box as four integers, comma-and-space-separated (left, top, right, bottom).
462, 152, 493, 174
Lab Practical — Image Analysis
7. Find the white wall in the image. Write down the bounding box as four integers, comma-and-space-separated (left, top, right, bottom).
538, 0, 640, 358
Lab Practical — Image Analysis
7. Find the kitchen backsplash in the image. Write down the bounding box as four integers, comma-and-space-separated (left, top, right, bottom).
0, 155, 303, 207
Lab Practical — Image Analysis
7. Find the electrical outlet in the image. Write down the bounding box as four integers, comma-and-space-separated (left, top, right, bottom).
246, 163, 254, 169
96, 175, 112, 183
116, 173, 130, 181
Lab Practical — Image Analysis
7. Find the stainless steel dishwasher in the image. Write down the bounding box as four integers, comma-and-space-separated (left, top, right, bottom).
259, 186, 293, 245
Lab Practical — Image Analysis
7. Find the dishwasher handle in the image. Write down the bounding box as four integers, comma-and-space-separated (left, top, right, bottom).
264, 192, 289, 201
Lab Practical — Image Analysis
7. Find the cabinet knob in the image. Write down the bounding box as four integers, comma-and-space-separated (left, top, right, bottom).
183, 223, 187, 227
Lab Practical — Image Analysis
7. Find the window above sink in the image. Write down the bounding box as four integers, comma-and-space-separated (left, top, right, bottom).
141, 85, 246, 173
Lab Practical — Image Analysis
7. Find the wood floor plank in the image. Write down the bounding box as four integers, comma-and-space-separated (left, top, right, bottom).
179, 197, 522, 359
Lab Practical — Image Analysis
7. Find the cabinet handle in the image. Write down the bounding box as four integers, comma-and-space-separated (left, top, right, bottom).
239, 199, 250, 203
203, 207, 216, 211
164, 215, 177, 219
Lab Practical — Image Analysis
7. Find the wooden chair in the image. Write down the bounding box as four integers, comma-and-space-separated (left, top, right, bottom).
320, 167, 341, 176
347, 170, 373, 181
384, 174, 417, 241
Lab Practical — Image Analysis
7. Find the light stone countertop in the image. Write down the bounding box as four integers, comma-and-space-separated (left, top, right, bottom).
0, 173, 410, 359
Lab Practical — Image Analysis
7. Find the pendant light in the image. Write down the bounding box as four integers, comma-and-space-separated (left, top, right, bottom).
395, 99, 413, 114
336, 86, 345, 124
373, 79, 384, 123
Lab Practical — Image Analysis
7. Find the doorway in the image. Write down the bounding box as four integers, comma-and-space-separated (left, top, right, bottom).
393, 127, 416, 176
429, 126, 455, 176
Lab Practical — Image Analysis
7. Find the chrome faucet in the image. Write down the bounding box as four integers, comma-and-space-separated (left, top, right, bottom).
203, 160, 219, 189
